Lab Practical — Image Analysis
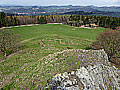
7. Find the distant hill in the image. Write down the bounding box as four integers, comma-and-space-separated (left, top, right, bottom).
63, 11, 120, 17
0, 5, 120, 17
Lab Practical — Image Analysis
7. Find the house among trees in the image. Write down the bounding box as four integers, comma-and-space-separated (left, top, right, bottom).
0, 12, 120, 30
85, 23, 98, 28
90, 23, 98, 28
85, 24, 89, 27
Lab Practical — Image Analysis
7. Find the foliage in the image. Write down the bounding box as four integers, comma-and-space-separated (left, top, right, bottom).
37, 16, 47, 24
91, 30, 120, 61
0, 12, 7, 27
0, 12, 120, 30
0, 29, 21, 58
67, 15, 120, 29
0, 12, 19, 28
116, 26, 120, 31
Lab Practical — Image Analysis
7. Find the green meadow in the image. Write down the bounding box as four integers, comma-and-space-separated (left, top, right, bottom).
0, 24, 107, 89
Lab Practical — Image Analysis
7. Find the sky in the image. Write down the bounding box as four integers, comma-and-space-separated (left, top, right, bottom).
0, 0, 120, 6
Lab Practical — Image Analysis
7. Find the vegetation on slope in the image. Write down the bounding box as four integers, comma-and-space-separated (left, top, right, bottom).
91, 30, 120, 67
0, 24, 106, 89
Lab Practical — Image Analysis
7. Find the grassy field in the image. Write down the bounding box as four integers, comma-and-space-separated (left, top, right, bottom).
0, 24, 107, 89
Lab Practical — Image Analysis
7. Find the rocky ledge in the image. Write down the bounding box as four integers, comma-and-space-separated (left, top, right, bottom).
43, 49, 120, 90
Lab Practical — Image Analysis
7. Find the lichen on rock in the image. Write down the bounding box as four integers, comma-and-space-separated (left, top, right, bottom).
43, 49, 120, 90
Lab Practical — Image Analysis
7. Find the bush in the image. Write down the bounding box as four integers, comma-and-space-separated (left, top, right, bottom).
91, 30, 120, 61
116, 26, 120, 31
0, 29, 21, 59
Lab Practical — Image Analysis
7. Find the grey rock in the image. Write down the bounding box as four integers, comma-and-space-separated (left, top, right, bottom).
43, 49, 120, 90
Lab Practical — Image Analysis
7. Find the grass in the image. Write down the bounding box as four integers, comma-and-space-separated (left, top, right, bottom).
0, 24, 107, 89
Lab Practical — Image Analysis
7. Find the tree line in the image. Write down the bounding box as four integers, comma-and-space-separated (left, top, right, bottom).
0, 12, 120, 29
66, 15, 120, 29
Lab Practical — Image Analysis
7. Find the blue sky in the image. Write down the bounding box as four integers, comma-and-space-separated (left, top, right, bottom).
0, 0, 120, 6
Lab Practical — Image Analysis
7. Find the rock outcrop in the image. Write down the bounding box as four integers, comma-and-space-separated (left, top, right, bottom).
43, 49, 120, 90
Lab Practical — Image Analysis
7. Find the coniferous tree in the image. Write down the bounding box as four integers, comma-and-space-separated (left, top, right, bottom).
39, 16, 47, 24
0, 12, 7, 27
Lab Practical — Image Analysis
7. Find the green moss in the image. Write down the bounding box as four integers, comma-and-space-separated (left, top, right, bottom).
74, 60, 82, 69
108, 77, 112, 81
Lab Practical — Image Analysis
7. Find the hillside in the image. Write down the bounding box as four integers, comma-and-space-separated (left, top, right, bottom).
0, 5, 120, 17
0, 24, 109, 89
44, 49, 120, 90
64, 11, 120, 17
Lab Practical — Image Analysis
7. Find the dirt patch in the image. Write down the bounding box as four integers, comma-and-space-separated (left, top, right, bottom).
0, 24, 40, 29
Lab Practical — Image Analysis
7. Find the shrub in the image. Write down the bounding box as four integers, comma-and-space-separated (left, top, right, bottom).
0, 29, 21, 59
116, 26, 120, 31
91, 30, 120, 61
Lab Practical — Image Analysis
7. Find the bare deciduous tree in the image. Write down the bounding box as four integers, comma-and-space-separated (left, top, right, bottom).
91, 30, 120, 62
0, 29, 20, 59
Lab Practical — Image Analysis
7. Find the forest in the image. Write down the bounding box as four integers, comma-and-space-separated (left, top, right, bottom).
0, 12, 120, 29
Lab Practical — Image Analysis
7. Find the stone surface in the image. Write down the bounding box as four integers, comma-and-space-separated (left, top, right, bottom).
43, 50, 120, 90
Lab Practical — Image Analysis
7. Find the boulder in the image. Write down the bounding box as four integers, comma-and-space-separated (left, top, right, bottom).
43, 50, 120, 90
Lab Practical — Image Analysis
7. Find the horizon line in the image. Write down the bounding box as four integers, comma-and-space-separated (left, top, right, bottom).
0, 4, 120, 7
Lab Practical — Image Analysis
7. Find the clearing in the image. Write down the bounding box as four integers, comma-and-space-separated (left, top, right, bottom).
0, 24, 107, 89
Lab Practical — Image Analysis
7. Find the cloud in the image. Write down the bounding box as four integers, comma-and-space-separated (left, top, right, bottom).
112, 0, 120, 1
0, 0, 120, 6
114, 1, 120, 5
